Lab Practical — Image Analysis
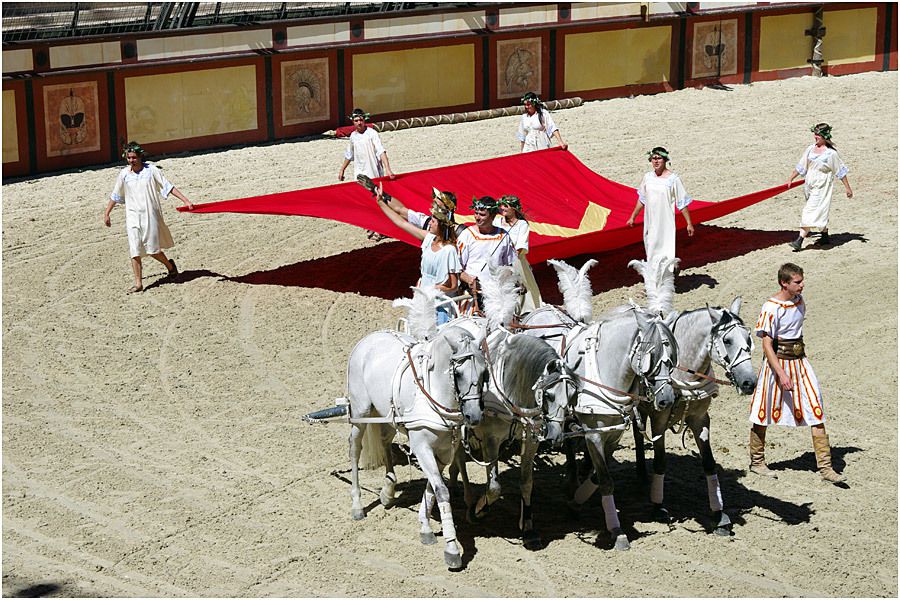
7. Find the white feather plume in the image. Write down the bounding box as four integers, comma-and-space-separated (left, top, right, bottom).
392, 286, 438, 339
548, 259, 597, 323
480, 265, 519, 329
628, 256, 679, 314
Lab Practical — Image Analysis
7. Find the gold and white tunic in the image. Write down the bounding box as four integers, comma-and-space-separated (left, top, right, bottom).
749, 294, 825, 427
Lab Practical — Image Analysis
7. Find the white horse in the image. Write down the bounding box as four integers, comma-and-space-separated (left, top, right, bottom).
451, 322, 580, 549
345, 287, 487, 569
628, 258, 756, 536
520, 259, 679, 551
447, 266, 581, 549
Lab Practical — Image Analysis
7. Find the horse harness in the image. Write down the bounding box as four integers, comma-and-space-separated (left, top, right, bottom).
348, 329, 480, 431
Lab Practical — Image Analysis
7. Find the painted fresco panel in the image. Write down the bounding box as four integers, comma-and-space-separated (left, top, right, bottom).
759, 12, 813, 72
43, 81, 102, 158
353, 45, 474, 115
281, 58, 330, 125
124, 65, 258, 144
823, 7, 877, 66
3, 89, 19, 163
691, 20, 739, 79
497, 37, 542, 99
564, 27, 671, 92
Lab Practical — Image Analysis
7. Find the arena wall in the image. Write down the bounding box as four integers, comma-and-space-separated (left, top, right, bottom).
2, 1, 895, 179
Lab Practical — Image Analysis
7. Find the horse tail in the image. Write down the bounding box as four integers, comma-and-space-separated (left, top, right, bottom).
359, 422, 387, 469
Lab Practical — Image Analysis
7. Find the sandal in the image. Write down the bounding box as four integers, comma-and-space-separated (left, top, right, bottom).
789, 237, 803, 252
167, 259, 179, 277
126, 285, 143, 294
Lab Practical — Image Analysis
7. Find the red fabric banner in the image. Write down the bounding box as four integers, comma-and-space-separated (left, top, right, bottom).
181, 148, 801, 264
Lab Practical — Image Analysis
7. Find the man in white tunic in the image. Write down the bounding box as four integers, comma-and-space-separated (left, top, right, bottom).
103, 142, 193, 294
747, 263, 846, 484
516, 92, 567, 153
338, 108, 395, 182
457, 196, 516, 311
786, 123, 853, 251
626, 147, 695, 264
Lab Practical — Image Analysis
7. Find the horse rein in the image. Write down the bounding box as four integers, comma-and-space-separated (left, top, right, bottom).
479, 336, 543, 421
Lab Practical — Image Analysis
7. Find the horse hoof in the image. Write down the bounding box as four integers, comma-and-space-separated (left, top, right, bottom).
523, 529, 543, 551
651, 504, 671, 524
613, 535, 631, 551
380, 492, 395, 508
467, 504, 488, 524
444, 550, 462, 569
351, 508, 365, 521
713, 511, 732, 536
420, 531, 437, 545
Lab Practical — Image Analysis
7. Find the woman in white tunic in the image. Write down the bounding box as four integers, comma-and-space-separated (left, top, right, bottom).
747, 263, 846, 484
103, 142, 193, 294
786, 123, 853, 251
626, 147, 695, 264
374, 184, 461, 324
494, 195, 542, 313
516, 92, 567, 153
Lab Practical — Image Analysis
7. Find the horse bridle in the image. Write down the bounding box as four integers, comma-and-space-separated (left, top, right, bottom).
629, 320, 677, 404
532, 359, 579, 437
406, 337, 484, 415
707, 314, 754, 388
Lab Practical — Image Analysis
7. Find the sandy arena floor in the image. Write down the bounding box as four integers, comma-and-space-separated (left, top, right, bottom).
2, 71, 897, 597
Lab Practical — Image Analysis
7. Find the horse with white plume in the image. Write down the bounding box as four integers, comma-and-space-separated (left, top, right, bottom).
448, 265, 580, 550
520, 259, 679, 550
628, 256, 756, 535
344, 285, 488, 569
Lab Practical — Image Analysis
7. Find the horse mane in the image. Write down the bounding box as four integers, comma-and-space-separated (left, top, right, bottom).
594, 303, 634, 323
548, 259, 597, 323
480, 265, 519, 329
392, 286, 439, 339
493, 334, 559, 408
628, 256, 679, 314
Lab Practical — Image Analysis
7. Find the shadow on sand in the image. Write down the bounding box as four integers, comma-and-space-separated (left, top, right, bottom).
223, 224, 845, 300
329, 437, 849, 569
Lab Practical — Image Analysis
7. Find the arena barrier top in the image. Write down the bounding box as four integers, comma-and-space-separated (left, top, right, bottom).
180, 147, 802, 264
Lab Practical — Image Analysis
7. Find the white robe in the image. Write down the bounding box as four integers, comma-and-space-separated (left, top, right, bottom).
637, 171, 692, 263
795, 144, 849, 230
110, 162, 175, 258
749, 294, 825, 427
344, 127, 386, 179
516, 111, 559, 152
